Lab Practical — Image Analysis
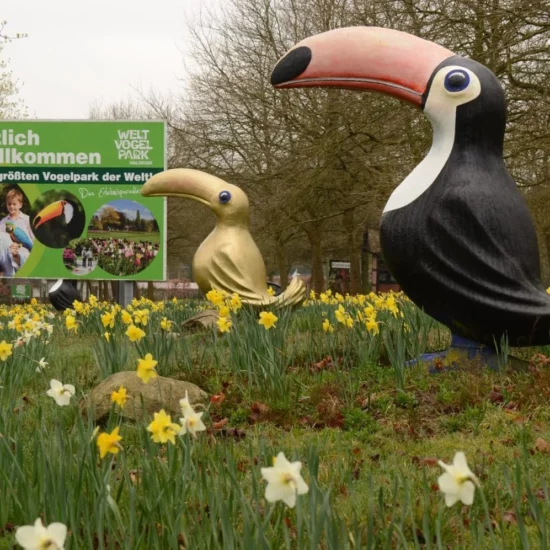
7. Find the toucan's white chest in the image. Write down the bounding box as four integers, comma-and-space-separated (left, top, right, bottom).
383, 110, 457, 213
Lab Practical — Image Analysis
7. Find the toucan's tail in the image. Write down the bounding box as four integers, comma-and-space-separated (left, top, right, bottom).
272, 276, 307, 308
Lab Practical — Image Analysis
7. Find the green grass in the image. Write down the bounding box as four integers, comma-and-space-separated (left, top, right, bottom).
0, 295, 549, 548
87, 230, 160, 243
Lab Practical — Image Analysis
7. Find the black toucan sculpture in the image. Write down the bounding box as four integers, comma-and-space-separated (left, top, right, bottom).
49, 279, 81, 312
271, 27, 550, 364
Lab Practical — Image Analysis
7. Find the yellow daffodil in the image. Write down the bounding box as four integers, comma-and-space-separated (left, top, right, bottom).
126, 324, 145, 342
218, 305, 230, 318
322, 319, 334, 333
65, 315, 78, 332
364, 305, 376, 319
147, 409, 181, 445
111, 386, 127, 408
160, 317, 172, 331
365, 317, 379, 335
96, 427, 123, 459
101, 312, 115, 329
104, 332, 111, 342
121, 310, 133, 324
258, 311, 278, 330
230, 293, 242, 311
136, 353, 158, 384
0, 340, 13, 361
217, 316, 232, 333
134, 309, 149, 326
267, 286, 276, 296
206, 289, 224, 307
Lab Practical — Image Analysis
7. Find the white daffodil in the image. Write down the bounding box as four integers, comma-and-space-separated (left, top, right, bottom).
260, 452, 309, 508
179, 410, 206, 437
22, 331, 33, 344
46, 379, 75, 407
8, 320, 16, 329
179, 390, 194, 416
36, 358, 48, 373
438, 452, 479, 507
15, 517, 67, 549
45, 323, 54, 335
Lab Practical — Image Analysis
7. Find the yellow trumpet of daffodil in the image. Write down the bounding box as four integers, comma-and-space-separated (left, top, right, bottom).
136, 353, 158, 384
147, 409, 181, 445
258, 311, 278, 330
111, 386, 127, 408
97, 427, 123, 459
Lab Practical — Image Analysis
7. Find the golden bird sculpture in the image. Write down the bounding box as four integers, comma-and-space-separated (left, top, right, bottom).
141, 168, 306, 307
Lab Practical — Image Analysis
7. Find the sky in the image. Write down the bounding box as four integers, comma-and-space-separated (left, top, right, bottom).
2, 0, 220, 118
96, 199, 154, 220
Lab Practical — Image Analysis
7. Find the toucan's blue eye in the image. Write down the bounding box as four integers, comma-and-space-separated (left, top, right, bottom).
218, 190, 232, 204
444, 70, 470, 92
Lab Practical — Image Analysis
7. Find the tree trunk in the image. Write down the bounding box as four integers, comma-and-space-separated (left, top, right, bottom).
343, 208, 362, 295
543, 227, 550, 287
303, 223, 325, 293
110, 281, 118, 301
133, 281, 140, 299
147, 281, 155, 300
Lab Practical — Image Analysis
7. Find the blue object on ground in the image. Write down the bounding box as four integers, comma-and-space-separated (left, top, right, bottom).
406, 334, 506, 372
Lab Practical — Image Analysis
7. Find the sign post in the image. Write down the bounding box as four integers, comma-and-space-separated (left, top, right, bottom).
328, 260, 351, 294
0, 120, 166, 289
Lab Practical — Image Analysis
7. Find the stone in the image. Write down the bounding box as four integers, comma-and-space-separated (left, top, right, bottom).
81, 371, 208, 422
180, 310, 219, 332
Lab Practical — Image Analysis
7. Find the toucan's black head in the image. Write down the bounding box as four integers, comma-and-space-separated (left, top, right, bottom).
422, 56, 506, 153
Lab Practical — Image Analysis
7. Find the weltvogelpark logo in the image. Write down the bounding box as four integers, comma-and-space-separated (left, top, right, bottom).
0, 120, 166, 280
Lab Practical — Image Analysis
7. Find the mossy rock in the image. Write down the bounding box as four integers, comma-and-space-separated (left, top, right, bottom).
81, 371, 208, 422
181, 310, 219, 332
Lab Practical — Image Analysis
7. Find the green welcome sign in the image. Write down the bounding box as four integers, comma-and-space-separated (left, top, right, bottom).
11, 284, 31, 299
0, 120, 166, 281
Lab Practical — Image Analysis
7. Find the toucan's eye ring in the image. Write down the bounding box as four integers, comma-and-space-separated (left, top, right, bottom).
218, 190, 232, 204
444, 70, 470, 93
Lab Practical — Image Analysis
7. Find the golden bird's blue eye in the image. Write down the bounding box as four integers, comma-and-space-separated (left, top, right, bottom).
219, 191, 232, 204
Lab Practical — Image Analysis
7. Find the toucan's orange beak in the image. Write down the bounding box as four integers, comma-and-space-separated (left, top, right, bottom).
34, 200, 65, 229
271, 26, 454, 107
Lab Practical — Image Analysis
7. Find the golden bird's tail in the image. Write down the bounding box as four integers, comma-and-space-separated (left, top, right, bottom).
272, 275, 307, 308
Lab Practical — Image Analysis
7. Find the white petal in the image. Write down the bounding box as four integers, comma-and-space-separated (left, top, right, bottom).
63, 385, 75, 395
273, 452, 292, 469
445, 492, 460, 507
15, 526, 41, 548
437, 460, 454, 475
459, 481, 476, 505
438, 473, 459, 494
265, 481, 289, 503
55, 394, 71, 406
260, 467, 280, 484
50, 379, 62, 390
453, 452, 470, 474
282, 492, 297, 508
46, 389, 57, 399
46, 522, 67, 546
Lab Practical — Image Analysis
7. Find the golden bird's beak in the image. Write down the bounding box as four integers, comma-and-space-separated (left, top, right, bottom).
34, 200, 65, 229
141, 169, 228, 207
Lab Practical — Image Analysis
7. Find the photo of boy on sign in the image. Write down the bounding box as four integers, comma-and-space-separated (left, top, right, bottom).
0, 185, 34, 276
